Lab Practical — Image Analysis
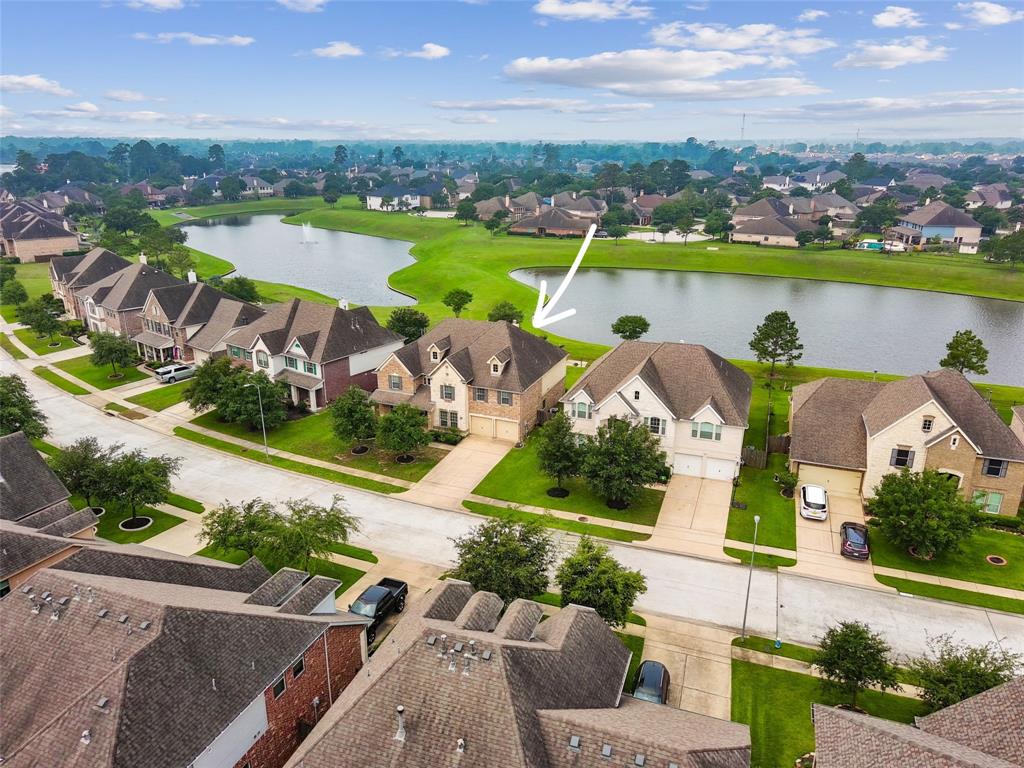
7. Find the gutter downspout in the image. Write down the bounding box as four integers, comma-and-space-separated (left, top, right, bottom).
323, 632, 333, 705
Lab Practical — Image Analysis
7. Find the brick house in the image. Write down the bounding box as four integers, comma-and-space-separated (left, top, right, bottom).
371, 319, 568, 442
73, 256, 183, 336
0, 201, 80, 262
222, 298, 404, 412
50, 247, 133, 318
790, 368, 1024, 515
508, 207, 592, 238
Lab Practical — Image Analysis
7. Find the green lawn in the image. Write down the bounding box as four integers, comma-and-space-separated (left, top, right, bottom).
194, 543, 365, 596
165, 491, 205, 514
533, 591, 646, 625
0, 262, 53, 321
173, 426, 405, 494
732, 660, 927, 768
190, 409, 443, 482
328, 541, 379, 564
33, 365, 89, 395
472, 434, 663, 527
462, 500, 650, 543
126, 380, 189, 411
870, 527, 1024, 591
104, 401, 129, 412
12, 328, 79, 355
727, 454, 796, 551
724, 547, 798, 568
94, 505, 185, 544
876, 575, 1024, 614
732, 634, 818, 665
0, 333, 28, 359
54, 355, 149, 390
616, 631, 646, 692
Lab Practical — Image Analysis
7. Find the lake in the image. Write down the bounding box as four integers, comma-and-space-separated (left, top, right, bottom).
512, 268, 1024, 384
181, 213, 415, 306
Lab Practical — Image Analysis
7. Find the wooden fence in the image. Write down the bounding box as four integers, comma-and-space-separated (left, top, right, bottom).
767, 435, 791, 454
742, 446, 767, 469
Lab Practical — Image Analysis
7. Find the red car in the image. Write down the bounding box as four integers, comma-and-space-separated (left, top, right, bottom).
839, 522, 870, 560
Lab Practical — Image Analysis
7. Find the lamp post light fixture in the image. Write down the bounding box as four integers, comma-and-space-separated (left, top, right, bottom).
740, 514, 760, 641
244, 380, 270, 459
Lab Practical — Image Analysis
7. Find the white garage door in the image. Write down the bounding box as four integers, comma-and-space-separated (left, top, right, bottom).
706, 458, 738, 480
797, 464, 863, 496
673, 453, 702, 476
494, 419, 519, 443
469, 415, 493, 437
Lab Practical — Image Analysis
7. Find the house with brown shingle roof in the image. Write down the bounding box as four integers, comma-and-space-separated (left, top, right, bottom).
789, 369, 1024, 514
730, 215, 806, 247
222, 298, 404, 412
372, 318, 568, 441
509, 207, 592, 238
966, 183, 1013, 211
562, 341, 752, 480
74, 256, 184, 337
49, 247, 133, 318
892, 200, 983, 254
285, 580, 751, 768
0, 200, 80, 263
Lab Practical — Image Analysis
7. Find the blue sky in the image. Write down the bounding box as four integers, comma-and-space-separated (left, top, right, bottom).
1, 0, 1022, 141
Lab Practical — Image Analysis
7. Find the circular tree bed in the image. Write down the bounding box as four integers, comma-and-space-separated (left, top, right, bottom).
351, 445, 370, 455
606, 499, 629, 510
908, 546, 935, 561
90, 506, 106, 518
986, 555, 1008, 566
118, 516, 152, 531
546, 487, 569, 498
395, 454, 415, 464
47, 341, 62, 348
107, 373, 126, 381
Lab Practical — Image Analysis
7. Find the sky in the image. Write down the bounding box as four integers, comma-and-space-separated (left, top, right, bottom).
1, 0, 1023, 142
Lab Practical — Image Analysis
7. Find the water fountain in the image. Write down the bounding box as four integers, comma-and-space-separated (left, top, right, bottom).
301, 221, 315, 244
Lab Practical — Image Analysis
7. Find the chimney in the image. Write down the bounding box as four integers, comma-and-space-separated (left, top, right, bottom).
139, 252, 148, 265
187, 270, 197, 284
504, 194, 510, 206
788, 204, 794, 215
394, 705, 407, 742
338, 298, 349, 310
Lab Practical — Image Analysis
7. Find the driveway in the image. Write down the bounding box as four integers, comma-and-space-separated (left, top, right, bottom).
397, 436, 511, 510
792, 491, 879, 588
646, 475, 733, 560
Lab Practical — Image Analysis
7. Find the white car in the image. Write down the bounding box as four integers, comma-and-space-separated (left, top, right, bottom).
799, 484, 829, 521
154, 363, 194, 384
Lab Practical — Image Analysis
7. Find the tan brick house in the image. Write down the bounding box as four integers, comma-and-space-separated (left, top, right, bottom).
73, 257, 183, 337
0, 201, 80, 262
371, 319, 568, 442
790, 369, 1024, 515
49, 247, 132, 318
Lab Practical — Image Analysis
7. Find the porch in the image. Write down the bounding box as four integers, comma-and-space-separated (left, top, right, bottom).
275, 368, 326, 412
132, 330, 175, 363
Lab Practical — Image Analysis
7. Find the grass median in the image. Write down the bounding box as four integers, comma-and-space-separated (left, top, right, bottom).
33, 366, 89, 395
0, 333, 27, 359
54, 355, 149, 390
126, 380, 190, 411
875, 575, 1024, 615
462, 500, 650, 543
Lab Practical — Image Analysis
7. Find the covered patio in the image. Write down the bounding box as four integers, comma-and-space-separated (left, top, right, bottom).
275, 368, 326, 412
132, 330, 174, 362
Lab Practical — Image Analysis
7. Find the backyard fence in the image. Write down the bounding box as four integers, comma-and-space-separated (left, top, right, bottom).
741, 445, 767, 469
767, 435, 791, 454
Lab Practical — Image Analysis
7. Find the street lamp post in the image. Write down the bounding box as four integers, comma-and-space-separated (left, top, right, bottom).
740, 514, 761, 641
245, 381, 270, 459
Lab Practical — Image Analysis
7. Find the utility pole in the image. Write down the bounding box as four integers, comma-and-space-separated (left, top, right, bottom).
740, 113, 746, 144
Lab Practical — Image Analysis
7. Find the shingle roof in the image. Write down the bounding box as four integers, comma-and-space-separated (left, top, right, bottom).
0, 526, 79, 580
279, 575, 341, 615
790, 378, 886, 470
0, 431, 72, 522
917, 677, 1024, 764
184, 297, 265, 352
564, 341, 752, 427
76, 262, 183, 312
732, 216, 805, 237
245, 567, 309, 606
902, 200, 981, 229
51, 247, 131, 289
734, 197, 793, 218
510, 207, 592, 234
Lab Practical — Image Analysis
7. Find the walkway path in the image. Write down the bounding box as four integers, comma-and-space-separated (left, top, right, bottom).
464, 493, 654, 534
874, 565, 1024, 601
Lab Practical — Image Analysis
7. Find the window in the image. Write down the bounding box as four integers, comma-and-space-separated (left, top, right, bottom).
499, 391, 512, 406
440, 384, 455, 401
285, 356, 298, 370
256, 351, 269, 369
474, 387, 488, 402
644, 416, 666, 436
691, 421, 722, 441
439, 410, 458, 428
950, 435, 960, 449
890, 448, 915, 468
303, 361, 317, 375
0, 579, 9, 599
633, 390, 640, 400
491, 363, 500, 374
982, 459, 1008, 478
973, 490, 1004, 515
229, 345, 241, 359
431, 350, 439, 361
272, 676, 286, 699
292, 658, 304, 678
575, 402, 591, 419
389, 375, 402, 391
243, 350, 253, 362
922, 416, 934, 433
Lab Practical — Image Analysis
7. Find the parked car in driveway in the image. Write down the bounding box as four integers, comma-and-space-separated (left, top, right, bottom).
348, 577, 408, 644
799, 484, 829, 521
154, 363, 194, 383
631, 660, 670, 705
840, 522, 870, 560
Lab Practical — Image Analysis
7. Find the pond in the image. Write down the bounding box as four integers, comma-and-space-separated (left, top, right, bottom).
512, 268, 1024, 384
181, 213, 415, 306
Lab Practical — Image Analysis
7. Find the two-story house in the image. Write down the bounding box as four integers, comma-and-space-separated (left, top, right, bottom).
49, 247, 132, 318
371, 319, 568, 442
223, 298, 404, 412
891, 200, 983, 254
789, 369, 1024, 515
73, 256, 183, 336
561, 341, 752, 480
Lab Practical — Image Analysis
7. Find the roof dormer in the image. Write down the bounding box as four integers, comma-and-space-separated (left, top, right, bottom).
427, 335, 451, 364
488, 347, 511, 376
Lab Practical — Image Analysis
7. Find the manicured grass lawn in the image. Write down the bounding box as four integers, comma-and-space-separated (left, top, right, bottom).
33, 366, 89, 395
616, 632, 646, 692
13, 328, 79, 355
194, 544, 364, 596
533, 591, 646, 625
329, 541, 378, 564
732, 660, 927, 768
54, 356, 149, 390
876, 575, 1024, 615
733, 634, 818, 664
0, 262, 53, 322
0, 333, 27, 359
94, 505, 185, 544
564, 364, 587, 388
870, 527, 1024, 591
126, 380, 189, 411
724, 547, 797, 568
463, 500, 651, 543
190, 409, 443, 482
726, 454, 796, 551
104, 401, 129, 412
165, 491, 205, 514
473, 434, 663, 527
173, 426, 405, 494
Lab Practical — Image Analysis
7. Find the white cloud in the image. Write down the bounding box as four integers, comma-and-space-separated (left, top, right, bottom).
0, 74, 73, 96
448, 113, 498, 124
66, 101, 100, 113
132, 32, 254, 46
532, 0, 652, 22
277, 0, 326, 10
944, 21, 964, 29
0, 105, 14, 118
433, 97, 653, 113
386, 42, 450, 59
105, 89, 148, 102
797, 9, 828, 21
955, 1, 1024, 25
125, 0, 185, 10
650, 21, 835, 55
836, 36, 949, 68
311, 40, 363, 58
872, 6, 925, 27
758, 89, 1024, 121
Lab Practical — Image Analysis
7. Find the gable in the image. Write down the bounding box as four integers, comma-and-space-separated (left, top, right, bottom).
689, 403, 725, 424
601, 375, 673, 419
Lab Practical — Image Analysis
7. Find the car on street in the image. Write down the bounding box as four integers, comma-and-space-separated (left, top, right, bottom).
348, 577, 408, 644
839, 522, 870, 560
594, 229, 609, 238
799, 484, 829, 521
631, 660, 670, 705
154, 363, 194, 384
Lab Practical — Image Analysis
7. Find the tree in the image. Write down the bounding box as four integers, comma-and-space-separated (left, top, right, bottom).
90, 331, 137, 379
556, 537, 647, 627
376, 403, 429, 459
334, 144, 348, 166
813, 223, 833, 248
220, 275, 261, 303
392, 146, 405, 165
656, 222, 673, 242
1, 279, 28, 306
867, 469, 980, 560
0, 374, 47, 439
487, 301, 524, 324
749, 310, 803, 377
330, 385, 377, 447
17, 298, 61, 342
611, 314, 650, 341
581, 417, 667, 509
165, 246, 196, 279
264, 495, 360, 571
447, 517, 554, 605
208, 143, 225, 168
703, 210, 733, 240
106, 449, 182, 525
323, 191, 339, 206
0, 264, 16, 287
218, 371, 288, 431
537, 411, 582, 494
940, 329, 989, 376
814, 621, 899, 707
909, 635, 1021, 713
185, 356, 241, 413
484, 217, 502, 236
675, 212, 696, 245
386, 307, 430, 343
795, 229, 815, 247
455, 198, 478, 226
219, 176, 244, 201
442, 288, 473, 318
188, 183, 214, 206
50, 437, 120, 510
606, 223, 628, 244
200, 498, 279, 559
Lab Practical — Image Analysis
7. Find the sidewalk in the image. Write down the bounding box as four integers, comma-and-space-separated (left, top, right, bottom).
874, 565, 1024, 601
464, 493, 655, 534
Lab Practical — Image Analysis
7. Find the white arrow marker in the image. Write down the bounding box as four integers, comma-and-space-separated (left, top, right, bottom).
532, 223, 597, 330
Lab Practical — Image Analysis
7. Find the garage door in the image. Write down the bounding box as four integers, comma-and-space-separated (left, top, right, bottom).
673, 453, 702, 476
494, 419, 519, 443
797, 464, 863, 496
706, 458, 738, 480
469, 415, 493, 438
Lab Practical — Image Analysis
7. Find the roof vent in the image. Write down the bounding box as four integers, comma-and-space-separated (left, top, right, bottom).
634, 755, 645, 766
482, 649, 492, 661
80, 729, 91, 746
426, 635, 436, 646
139, 620, 151, 630
41, 591, 52, 601
453, 641, 464, 653
97, 609, 109, 619
57, 596, 71, 606
601, 744, 613, 757
394, 705, 407, 742
96, 696, 109, 710
457, 738, 466, 754
117, 614, 129, 624
20, 585, 32, 595
569, 735, 581, 752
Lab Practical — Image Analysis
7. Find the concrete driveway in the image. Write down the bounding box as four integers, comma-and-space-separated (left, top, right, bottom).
397, 436, 511, 510
792, 491, 878, 588
647, 475, 733, 559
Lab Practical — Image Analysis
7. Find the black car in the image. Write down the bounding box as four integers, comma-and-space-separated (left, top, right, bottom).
839, 522, 870, 560
631, 660, 670, 705
348, 578, 408, 644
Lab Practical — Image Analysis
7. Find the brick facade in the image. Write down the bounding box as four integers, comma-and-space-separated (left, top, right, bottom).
7, 233, 79, 263
925, 437, 1024, 516
375, 357, 415, 395
323, 357, 377, 401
